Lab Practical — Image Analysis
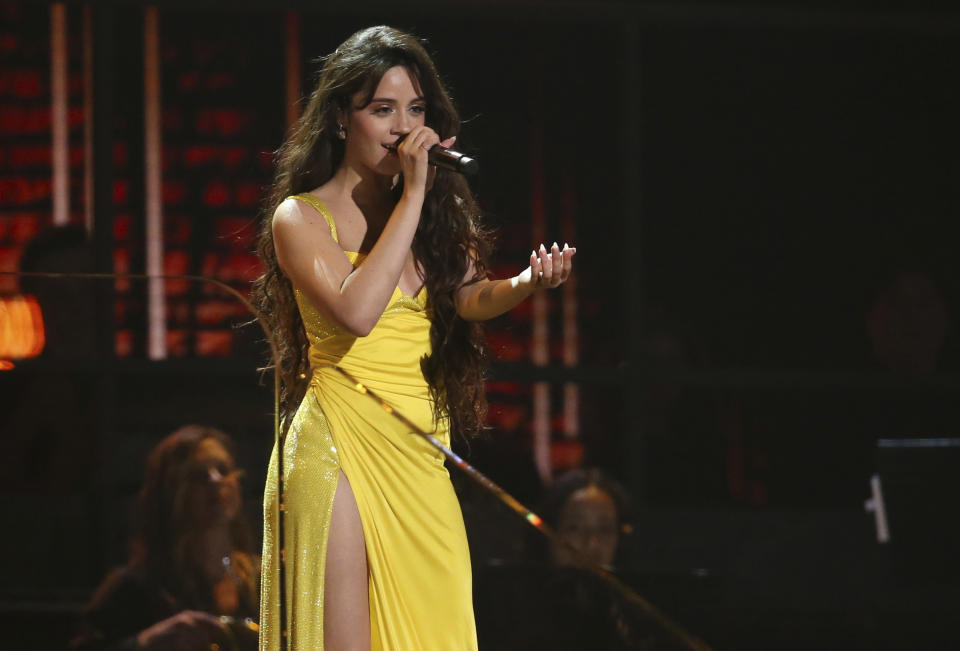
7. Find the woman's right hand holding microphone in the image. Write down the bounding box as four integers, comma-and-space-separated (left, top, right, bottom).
395, 126, 455, 196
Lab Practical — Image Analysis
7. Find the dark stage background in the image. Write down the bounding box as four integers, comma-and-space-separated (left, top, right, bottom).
1, 1, 959, 649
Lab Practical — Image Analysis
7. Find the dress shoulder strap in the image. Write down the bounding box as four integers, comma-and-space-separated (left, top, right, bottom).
289, 193, 338, 243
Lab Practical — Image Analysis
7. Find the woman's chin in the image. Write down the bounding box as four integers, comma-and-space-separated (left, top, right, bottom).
373, 156, 401, 176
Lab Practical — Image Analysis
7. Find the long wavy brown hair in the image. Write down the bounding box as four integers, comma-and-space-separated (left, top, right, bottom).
131, 425, 256, 611
252, 26, 492, 439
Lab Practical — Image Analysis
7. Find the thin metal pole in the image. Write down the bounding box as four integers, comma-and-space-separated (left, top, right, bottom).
276, 14, 299, 649
275, 365, 288, 651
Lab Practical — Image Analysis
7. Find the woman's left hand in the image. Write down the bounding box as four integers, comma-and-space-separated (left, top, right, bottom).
523, 242, 577, 290
456, 241, 577, 321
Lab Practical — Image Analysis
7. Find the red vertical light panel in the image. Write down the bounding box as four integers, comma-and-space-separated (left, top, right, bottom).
50, 3, 68, 226
561, 179, 579, 440
144, 7, 166, 359
82, 5, 93, 234
530, 131, 551, 485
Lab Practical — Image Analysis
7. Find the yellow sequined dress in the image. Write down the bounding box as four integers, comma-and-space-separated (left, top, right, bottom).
260, 193, 477, 650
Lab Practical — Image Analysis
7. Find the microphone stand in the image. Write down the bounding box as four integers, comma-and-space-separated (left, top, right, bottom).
330, 365, 713, 651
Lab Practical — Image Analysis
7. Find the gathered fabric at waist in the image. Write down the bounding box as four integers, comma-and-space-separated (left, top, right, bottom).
307, 359, 450, 456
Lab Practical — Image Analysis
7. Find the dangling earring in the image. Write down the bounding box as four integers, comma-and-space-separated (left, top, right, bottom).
336, 123, 346, 140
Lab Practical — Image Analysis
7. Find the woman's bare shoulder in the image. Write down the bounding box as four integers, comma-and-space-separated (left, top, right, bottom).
272, 193, 327, 230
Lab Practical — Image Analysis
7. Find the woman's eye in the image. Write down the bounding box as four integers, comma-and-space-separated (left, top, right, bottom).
373, 106, 393, 114
410, 105, 426, 115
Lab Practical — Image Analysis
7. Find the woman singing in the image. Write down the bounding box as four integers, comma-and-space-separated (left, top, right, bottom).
254, 25, 576, 650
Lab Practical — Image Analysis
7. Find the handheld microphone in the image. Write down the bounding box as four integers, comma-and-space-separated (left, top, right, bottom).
428, 146, 479, 176
388, 135, 479, 175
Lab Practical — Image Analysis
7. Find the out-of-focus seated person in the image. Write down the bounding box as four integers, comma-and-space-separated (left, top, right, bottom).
475, 468, 647, 650
71, 425, 259, 651
545, 467, 631, 569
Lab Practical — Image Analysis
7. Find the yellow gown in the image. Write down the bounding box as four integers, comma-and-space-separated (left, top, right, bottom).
260, 193, 477, 650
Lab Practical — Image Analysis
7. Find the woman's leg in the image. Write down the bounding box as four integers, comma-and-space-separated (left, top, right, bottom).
323, 469, 370, 651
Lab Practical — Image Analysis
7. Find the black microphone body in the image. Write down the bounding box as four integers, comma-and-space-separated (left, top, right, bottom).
388, 134, 479, 175
428, 145, 479, 176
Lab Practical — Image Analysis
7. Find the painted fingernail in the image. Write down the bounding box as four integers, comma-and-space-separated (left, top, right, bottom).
552, 241, 559, 249
539, 243, 546, 252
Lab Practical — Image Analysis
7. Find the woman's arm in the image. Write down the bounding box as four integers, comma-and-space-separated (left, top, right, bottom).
273, 191, 422, 336
456, 242, 576, 322
274, 127, 442, 337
